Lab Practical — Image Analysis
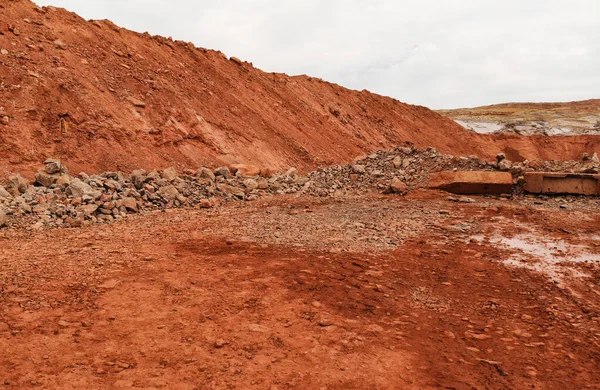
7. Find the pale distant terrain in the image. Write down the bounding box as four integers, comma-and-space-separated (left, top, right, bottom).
438, 99, 600, 136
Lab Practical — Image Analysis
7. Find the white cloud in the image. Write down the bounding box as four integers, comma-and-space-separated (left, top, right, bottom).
33, 0, 600, 108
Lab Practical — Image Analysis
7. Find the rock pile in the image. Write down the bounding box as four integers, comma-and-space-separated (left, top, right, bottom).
1, 146, 598, 230
0, 162, 312, 230
301, 146, 599, 197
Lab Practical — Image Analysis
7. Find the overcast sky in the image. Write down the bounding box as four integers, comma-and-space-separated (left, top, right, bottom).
34, 0, 600, 109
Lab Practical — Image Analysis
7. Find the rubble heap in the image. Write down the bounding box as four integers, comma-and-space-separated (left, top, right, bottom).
1, 147, 598, 230
303, 147, 599, 196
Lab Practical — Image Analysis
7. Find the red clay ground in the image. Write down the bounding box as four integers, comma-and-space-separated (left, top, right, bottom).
1, 191, 599, 389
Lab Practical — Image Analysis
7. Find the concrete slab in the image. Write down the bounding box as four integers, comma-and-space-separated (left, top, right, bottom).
428, 171, 513, 194
524, 172, 600, 195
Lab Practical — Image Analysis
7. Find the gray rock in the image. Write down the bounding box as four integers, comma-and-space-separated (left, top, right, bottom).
56, 174, 71, 186
257, 178, 269, 190
214, 167, 231, 178
243, 179, 258, 190
161, 167, 178, 181
158, 185, 179, 201
8, 174, 28, 194
387, 178, 407, 195
129, 169, 146, 189
44, 158, 66, 174
352, 164, 366, 174
498, 159, 513, 171
67, 179, 102, 200
0, 186, 10, 198
198, 167, 216, 182
122, 197, 138, 212
216, 183, 245, 199
146, 169, 160, 182
270, 181, 283, 192
0, 210, 7, 228
35, 170, 58, 187
77, 204, 98, 216
295, 176, 310, 186
286, 167, 298, 178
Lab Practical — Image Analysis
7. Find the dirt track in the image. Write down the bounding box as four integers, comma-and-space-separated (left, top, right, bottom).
1, 191, 599, 389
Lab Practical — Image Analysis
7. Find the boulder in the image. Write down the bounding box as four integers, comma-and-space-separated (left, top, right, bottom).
214, 167, 231, 178
199, 198, 215, 208
53, 39, 67, 50
392, 157, 403, 169
198, 167, 216, 182
122, 197, 139, 212
230, 164, 261, 177
498, 159, 513, 172
129, 169, 146, 189
146, 169, 160, 182
243, 179, 259, 190
56, 174, 71, 186
77, 204, 98, 216
295, 176, 310, 186
67, 179, 102, 200
0, 186, 11, 198
259, 168, 275, 178
161, 167, 178, 181
158, 185, 179, 201
257, 178, 269, 190
44, 158, 66, 174
388, 178, 408, 195
286, 167, 298, 178
216, 183, 245, 199
35, 170, 58, 187
352, 164, 366, 174
0, 210, 7, 228
8, 174, 28, 194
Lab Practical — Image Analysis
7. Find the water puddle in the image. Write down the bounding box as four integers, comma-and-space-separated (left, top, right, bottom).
470, 234, 600, 283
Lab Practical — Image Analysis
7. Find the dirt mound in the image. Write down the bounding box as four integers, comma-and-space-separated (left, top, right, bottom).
1, 1, 599, 179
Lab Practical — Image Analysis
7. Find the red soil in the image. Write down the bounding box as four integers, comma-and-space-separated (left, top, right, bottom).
2, 192, 600, 389
1, 0, 599, 179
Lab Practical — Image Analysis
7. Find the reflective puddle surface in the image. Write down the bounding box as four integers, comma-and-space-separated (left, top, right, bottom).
471, 234, 600, 283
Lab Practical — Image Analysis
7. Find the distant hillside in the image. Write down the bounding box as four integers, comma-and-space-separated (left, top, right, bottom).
438, 99, 600, 136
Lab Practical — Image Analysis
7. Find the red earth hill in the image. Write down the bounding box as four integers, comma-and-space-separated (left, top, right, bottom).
1, 0, 599, 177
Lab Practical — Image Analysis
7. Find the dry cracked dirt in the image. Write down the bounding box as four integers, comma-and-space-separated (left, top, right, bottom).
1, 190, 600, 389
